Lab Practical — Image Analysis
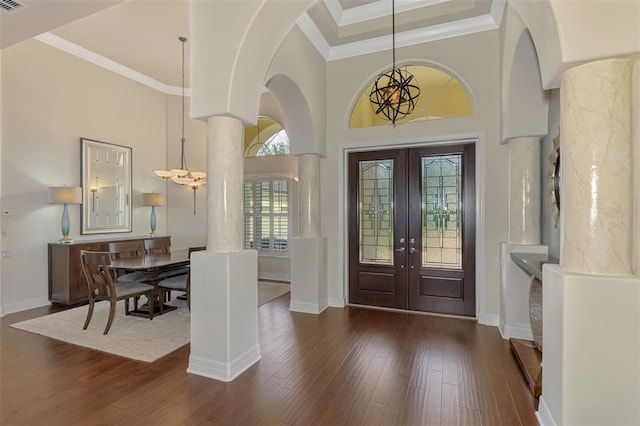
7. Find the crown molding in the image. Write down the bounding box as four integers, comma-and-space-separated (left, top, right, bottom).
296, 13, 332, 60
33, 32, 186, 96
336, 0, 452, 26
298, 10, 500, 62
324, 0, 450, 27
490, 0, 506, 27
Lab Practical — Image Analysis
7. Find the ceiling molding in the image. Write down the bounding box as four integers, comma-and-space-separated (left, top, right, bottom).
34, 32, 185, 96
326, 0, 451, 27
296, 13, 332, 60
323, 0, 343, 25
490, 0, 506, 27
298, 10, 500, 62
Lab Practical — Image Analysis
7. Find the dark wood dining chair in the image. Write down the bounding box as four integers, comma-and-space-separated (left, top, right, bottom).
157, 246, 206, 310
143, 236, 171, 254
80, 250, 155, 335
144, 236, 189, 281
108, 240, 147, 283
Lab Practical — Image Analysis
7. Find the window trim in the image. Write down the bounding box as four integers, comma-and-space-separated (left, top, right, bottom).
243, 177, 291, 257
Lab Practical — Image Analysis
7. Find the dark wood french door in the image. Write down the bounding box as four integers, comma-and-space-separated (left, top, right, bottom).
348, 144, 476, 316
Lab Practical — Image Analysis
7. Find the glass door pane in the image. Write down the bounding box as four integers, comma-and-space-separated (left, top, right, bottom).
421, 154, 462, 269
358, 159, 394, 265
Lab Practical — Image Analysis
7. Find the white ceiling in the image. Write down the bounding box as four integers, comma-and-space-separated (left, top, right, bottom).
0, 0, 502, 92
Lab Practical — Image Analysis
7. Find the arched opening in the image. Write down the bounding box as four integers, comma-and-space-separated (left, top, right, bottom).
244, 117, 290, 157
349, 65, 474, 128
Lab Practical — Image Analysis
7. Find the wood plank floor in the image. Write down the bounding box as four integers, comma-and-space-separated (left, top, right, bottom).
1, 294, 537, 425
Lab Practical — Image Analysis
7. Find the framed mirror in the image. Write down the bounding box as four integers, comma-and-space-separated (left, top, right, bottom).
81, 138, 132, 234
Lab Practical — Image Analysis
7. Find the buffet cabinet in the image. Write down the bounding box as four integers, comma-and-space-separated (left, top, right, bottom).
48, 236, 159, 307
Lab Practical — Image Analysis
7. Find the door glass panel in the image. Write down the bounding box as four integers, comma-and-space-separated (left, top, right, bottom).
421, 154, 462, 269
359, 159, 394, 265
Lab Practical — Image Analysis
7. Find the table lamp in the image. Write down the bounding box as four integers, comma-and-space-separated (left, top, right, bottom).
48, 186, 83, 243
142, 192, 163, 236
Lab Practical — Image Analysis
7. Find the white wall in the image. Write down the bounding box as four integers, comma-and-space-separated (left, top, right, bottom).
324, 30, 506, 321
165, 94, 207, 251
0, 39, 203, 313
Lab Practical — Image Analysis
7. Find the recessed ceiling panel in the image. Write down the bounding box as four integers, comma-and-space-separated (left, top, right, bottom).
310, 0, 492, 47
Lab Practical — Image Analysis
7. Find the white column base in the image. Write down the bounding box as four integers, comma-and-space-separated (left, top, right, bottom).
536, 396, 556, 426
289, 237, 327, 314
499, 243, 548, 340
541, 265, 640, 426
187, 250, 261, 382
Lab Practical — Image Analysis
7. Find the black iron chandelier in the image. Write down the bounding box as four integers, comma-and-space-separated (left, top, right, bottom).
369, 0, 420, 124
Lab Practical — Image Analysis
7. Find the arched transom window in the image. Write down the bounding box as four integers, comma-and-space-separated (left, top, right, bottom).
349, 65, 474, 128
244, 117, 290, 157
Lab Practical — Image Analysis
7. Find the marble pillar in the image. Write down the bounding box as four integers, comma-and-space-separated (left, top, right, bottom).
540, 58, 640, 426
206, 116, 244, 253
298, 153, 321, 238
290, 152, 327, 314
188, 116, 260, 382
507, 136, 541, 244
633, 56, 640, 275
560, 58, 633, 275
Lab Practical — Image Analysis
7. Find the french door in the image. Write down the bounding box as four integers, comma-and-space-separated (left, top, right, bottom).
348, 144, 476, 316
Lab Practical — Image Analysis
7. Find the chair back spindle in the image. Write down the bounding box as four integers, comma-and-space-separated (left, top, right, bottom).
144, 237, 172, 255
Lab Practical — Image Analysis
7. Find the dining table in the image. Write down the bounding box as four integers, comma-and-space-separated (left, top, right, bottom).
108, 249, 190, 316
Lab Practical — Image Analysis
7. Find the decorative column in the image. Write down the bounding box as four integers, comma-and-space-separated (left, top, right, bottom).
633, 56, 640, 275
540, 58, 639, 426
507, 136, 541, 244
289, 153, 328, 314
188, 115, 260, 382
205, 116, 243, 253
560, 59, 633, 275
499, 136, 545, 340
298, 154, 321, 238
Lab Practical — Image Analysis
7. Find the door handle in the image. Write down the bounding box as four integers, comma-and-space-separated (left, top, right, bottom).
409, 247, 419, 254
395, 247, 405, 253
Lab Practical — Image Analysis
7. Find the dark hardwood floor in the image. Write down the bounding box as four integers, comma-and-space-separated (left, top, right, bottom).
1, 294, 537, 425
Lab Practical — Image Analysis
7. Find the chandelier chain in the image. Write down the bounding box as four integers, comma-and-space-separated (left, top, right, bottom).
392, 0, 395, 70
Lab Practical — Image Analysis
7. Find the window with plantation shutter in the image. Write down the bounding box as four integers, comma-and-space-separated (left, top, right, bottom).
243, 179, 289, 255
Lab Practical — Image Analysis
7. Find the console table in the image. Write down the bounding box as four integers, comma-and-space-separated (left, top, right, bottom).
48, 235, 167, 307
509, 252, 558, 401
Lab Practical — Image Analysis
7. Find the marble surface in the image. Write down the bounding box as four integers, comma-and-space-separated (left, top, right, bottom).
633, 57, 640, 275
511, 252, 558, 281
508, 137, 541, 244
560, 58, 633, 275
206, 116, 244, 253
298, 153, 321, 238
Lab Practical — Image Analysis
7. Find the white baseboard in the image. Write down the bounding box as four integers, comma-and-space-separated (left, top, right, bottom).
289, 299, 328, 314
478, 313, 499, 327
328, 296, 345, 308
1, 297, 50, 316
258, 272, 290, 282
536, 396, 556, 426
504, 325, 534, 341
187, 345, 261, 382
498, 318, 534, 341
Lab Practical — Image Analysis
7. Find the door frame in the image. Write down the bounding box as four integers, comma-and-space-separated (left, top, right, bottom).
338, 135, 486, 320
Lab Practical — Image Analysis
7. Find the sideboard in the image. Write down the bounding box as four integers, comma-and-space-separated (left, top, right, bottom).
48, 235, 166, 307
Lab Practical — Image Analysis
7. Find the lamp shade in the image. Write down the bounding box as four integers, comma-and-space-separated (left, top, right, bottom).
142, 192, 163, 207
48, 186, 82, 204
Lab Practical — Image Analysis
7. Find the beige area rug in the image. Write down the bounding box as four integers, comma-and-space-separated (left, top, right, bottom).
11, 298, 189, 363
11, 281, 290, 362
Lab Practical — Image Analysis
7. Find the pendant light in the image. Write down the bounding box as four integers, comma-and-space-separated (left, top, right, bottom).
369, 0, 420, 124
154, 36, 206, 187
